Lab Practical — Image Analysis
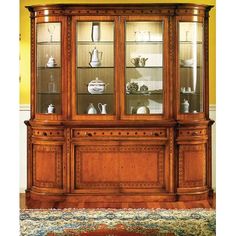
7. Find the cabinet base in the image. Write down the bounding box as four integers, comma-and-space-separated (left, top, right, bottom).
25, 189, 213, 209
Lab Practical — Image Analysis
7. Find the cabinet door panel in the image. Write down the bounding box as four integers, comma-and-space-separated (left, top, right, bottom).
32, 143, 65, 191
34, 16, 67, 120
120, 15, 169, 120
72, 142, 165, 191
178, 144, 206, 188
71, 16, 118, 120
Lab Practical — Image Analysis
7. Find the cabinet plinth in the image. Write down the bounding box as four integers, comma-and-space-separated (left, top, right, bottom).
25, 3, 214, 208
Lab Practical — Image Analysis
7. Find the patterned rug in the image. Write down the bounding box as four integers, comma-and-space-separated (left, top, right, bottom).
20, 208, 216, 236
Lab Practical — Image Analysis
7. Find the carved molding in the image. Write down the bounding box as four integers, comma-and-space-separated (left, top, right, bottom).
178, 144, 206, 188
74, 145, 165, 189
32, 144, 63, 188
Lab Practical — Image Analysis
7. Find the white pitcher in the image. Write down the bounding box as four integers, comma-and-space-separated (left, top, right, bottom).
98, 103, 107, 114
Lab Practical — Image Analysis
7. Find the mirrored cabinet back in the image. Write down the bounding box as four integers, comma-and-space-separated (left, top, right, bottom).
25, 4, 214, 208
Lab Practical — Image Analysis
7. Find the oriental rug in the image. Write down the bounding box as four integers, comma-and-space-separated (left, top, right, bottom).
20, 208, 215, 236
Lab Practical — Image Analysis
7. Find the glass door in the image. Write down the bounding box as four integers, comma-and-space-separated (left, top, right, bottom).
124, 20, 164, 117
73, 17, 116, 119
178, 22, 204, 115
36, 22, 62, 115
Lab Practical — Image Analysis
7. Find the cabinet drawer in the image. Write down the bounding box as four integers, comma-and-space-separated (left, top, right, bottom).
178, 128, 207, 138
72, 128, 167, 138
32, 129, 64, 138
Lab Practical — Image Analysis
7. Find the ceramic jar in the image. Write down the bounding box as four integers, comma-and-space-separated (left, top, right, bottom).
87, 77, 108, 94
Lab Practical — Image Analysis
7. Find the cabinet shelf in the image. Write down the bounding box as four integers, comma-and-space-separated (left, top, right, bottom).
37, 66, 61, 69
180, 92, 201, 95
126, 90, 163, 96
180, 66, 201, 68
126, 41, 163, 45
37, 41, 61, 45
126, 66, 162, 69
77, 66, 114, 69
77, 41, 113, 45
179, 41, 203, 44
77, 93, 114, 95
37, 92, 61, 95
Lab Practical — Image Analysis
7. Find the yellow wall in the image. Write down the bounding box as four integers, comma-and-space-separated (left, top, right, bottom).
20, 0, 216, 105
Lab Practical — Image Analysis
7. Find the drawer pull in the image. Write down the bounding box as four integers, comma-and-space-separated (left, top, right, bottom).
192, 132, 198, 136
43, 132, 47, 136
85, 132, 92, 137
152, 132, 159, 136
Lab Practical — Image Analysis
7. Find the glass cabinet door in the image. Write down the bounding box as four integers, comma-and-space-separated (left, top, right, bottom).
76, 21, 115, 116
125, 21, 164, 115
179, 22, 204, 114
36, 22, 62, 114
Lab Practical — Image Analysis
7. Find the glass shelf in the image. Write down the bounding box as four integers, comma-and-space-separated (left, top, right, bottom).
77, 93, 114, 95
37, 66, 61, 69
126, 91, 163, 96
77, 41, 113, 45
37, 92, 61, 95
180, 66, 201, 68
77, 66, 114, 69
180, 92, 201, 95
37, 41, 61, 45
126, 66, 162, 69
179, 41, 203, 44
126, 40, 163, 45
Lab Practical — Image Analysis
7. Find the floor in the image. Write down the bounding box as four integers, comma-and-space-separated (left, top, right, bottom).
20, 193, 215, 209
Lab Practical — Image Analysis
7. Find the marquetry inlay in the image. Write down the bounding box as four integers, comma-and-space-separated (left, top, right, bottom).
178, 128, 207, 137
178, 144, 206, 188
32, 129, 64, 138
32, 144, 63, 188
72, 128, 167, 138
74, 144, 165, 189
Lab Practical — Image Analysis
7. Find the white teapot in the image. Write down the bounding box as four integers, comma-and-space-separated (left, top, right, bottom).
89, 47, 103, 67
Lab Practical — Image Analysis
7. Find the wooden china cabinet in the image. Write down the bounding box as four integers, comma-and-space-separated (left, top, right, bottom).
25, 4, 214, 208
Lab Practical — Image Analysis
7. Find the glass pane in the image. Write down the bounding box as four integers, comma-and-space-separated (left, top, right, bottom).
36, 23, 61, 114
76, 21, 114, 115
179, 22, 203, 114
125, 21, 163, 115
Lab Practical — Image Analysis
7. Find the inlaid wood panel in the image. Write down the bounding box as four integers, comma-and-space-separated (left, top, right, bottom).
72, 128, 167, 138
32, 129, 64, 138
32, 144, 63, 189
73, 143, 165, 189
178, 144, 206, 188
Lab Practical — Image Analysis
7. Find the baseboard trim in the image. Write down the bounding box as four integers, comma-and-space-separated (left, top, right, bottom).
20, 104, 30, 111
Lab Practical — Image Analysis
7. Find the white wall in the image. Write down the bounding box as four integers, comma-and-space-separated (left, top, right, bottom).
19, 105, 216, 192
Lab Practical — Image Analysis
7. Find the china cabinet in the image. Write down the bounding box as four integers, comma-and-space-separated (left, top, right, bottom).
25, 4, 214, 208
